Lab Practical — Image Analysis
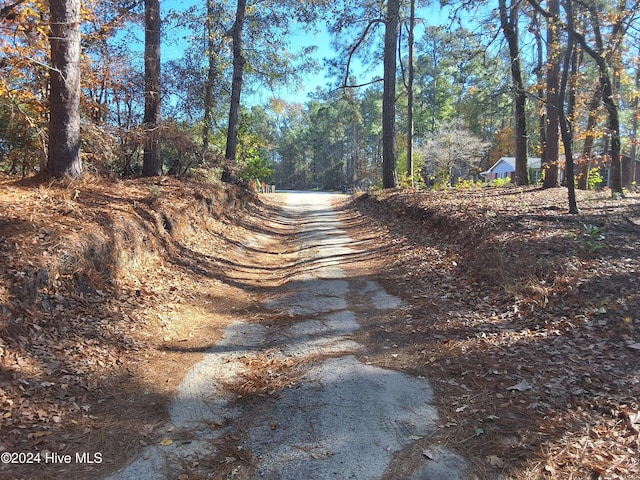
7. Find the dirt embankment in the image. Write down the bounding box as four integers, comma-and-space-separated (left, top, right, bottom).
347, 187, 640, 480
0, 174, 270, 479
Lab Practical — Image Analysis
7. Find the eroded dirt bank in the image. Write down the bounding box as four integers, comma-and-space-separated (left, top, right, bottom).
0, 175, 276, 479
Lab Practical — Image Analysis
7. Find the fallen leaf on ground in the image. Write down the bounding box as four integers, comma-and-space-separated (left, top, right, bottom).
507, 380, 532, 392
625, 341, 640, 351
422, 449, 436, 460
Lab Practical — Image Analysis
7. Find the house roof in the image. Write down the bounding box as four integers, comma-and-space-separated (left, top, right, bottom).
481, 157, 542, 176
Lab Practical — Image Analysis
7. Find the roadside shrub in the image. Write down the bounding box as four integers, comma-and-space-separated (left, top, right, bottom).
455, 178, 484, 190
399, 172, 425, 189
587, 167, 603, 190
491, 176, 511, 187
237, 148, 273, 182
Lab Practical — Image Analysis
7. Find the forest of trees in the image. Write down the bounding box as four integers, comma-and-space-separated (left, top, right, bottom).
0, 0, 639, 197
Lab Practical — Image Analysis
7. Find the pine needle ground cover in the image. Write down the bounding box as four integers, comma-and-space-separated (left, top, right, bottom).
1, 176, 638, 479
348, 187, 639, 480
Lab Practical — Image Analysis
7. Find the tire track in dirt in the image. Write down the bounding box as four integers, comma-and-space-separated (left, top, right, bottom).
105, 192, 467, 480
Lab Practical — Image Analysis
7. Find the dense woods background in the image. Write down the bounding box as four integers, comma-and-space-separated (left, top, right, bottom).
0, 0, 639, 193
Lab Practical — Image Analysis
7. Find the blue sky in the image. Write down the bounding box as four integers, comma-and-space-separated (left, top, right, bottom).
245, 23, 336, 105
160, 1, 455, 106
249, 4, 454, 105
252, 3, 458, 105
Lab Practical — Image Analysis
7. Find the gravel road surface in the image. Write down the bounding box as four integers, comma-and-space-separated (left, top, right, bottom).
106, 192, 467, 480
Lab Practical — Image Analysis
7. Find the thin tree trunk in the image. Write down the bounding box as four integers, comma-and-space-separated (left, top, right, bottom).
203, 0, 217, 150
48, 0, 82, 178
223, 0, 247, 183
142, 0, 162, 176
559, 0, 578, 213
406, 0, 415, 186
603, 75, 622, 194
382, 0, 399, 189
532, 11, 546, 184
631, 46, 640, 188
543, 0, 560, 188
577, 81, 601, 189
499, 0, 529, 185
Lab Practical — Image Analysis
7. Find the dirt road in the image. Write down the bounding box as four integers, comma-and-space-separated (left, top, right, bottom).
106, 191, 467, 480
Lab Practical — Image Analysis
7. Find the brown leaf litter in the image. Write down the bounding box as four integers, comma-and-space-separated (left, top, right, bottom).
344, 186, 639, 480
0, 173, 276, 479
1, 175, 638, 480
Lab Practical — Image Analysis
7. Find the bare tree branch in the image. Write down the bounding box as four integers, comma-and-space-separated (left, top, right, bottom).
341, 18, 385, 88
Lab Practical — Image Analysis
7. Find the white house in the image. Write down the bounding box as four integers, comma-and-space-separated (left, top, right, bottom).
481, 157, 542, 182
482, 153, 640, 188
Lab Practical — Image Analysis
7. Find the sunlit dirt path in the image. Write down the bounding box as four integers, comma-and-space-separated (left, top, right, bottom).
105, 191, 467, 480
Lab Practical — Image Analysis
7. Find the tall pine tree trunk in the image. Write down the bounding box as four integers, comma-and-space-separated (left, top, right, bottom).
499, 0, 529, 185
142, 0, 162, 176
532, 11, 547, 184
559, 0, 578, 213
543, 0, 561, 188
203, 0, 217, 151
382, 0, 399, 189
223, 0, 247, 183
406, 0, 415, 186
48, 0, 82, 178
631, 47, 640, 188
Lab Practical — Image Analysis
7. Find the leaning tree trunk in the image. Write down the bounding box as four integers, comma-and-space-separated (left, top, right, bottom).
499, 0, 529, 185
575, 49, 622, 196
567, 0, 624, 196
48, 0, 82, 178
382, 0, 399, 189
142, 0, 162, 176
223, 0, 247, 183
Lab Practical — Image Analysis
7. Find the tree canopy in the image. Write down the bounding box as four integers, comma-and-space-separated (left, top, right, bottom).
0, 0, 639, 199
